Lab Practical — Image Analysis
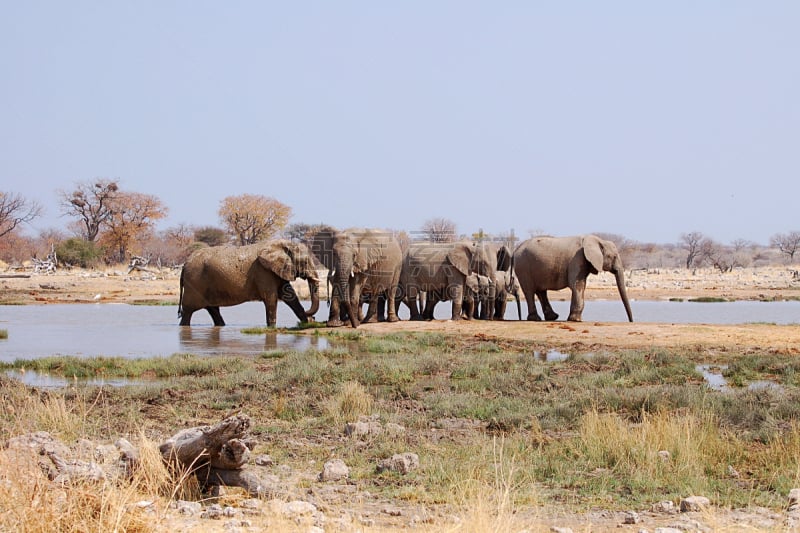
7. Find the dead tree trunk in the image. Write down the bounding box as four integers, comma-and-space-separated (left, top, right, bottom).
158, 414, 272, 496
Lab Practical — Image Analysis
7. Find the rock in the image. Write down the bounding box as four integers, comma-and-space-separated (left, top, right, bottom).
319, 459, 350, 482
658, 450, 671, 462
173, 500, 203, 516
344, 420, 382, 437
377, 453, 419, 474
254, 454, 274, 466
654, 528, 684, 533
788, 488, 800, 512
622, 510, 640, 524
282, 500, 317, 518
679, 495, 710, 512
202, 503, 224, 519
651, 500, 675, 513
550, 527, 573, 533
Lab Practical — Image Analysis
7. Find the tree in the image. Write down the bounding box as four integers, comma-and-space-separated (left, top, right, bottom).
770, 231, 800, 263
194, 226, 229, 247
100, 191, 168, 262
284, 223, 336, 243
218, 194, 292, 245
59, 179, 119, 241
680, 231, 706, 269
420, 218, 457, 243
0, 191, 42, 238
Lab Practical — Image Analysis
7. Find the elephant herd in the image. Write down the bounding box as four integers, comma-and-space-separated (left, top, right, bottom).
178, 228, 634, 328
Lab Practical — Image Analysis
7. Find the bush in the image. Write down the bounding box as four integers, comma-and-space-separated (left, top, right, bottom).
55, 238, 104, 268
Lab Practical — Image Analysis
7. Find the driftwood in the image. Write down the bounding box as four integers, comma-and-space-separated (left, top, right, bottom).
159, 414, 270, 496
127, 255, 156, 274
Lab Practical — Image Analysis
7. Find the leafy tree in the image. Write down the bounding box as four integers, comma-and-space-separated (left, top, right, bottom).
219, 194, 292, 245
0, 191, 42, 238
420, 217, 457, 243
770, 231, 800, 262
194, 226, 229, 246
100, 191, 168, 262
58, 179, 119, 241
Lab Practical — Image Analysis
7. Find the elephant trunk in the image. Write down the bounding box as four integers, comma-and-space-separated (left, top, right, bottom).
336, 258, 359, 328
305, 278, 320, 318
614, 268, 634, 322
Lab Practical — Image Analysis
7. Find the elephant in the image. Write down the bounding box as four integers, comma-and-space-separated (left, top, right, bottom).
471, 241, 512, 319
419, 273, 488, 320
512, 234, 633, 322
307, 228, 402, 328
493, 270, 522, 320
178, 240, 320, 327
399, 241, 493, 321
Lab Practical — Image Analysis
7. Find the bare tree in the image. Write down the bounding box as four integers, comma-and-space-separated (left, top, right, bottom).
420, 218, 457, 243
680, 231, 706, 269
58, 179, 119, 241
0, 192, 42, 238
770, 231, 800, 263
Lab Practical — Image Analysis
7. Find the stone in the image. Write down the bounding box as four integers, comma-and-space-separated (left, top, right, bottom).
319, 459, 350, 482
679, 495, 710, 512
377, 452, 419, 475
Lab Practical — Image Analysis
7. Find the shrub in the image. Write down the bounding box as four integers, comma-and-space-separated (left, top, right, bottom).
55, 238, 104, 268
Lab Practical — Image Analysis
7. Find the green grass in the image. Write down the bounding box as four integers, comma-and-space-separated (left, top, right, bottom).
688, 297, 728, 303
6, 331, 800, 512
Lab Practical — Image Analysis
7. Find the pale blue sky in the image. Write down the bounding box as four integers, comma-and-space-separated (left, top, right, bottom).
2, 2, 798, 244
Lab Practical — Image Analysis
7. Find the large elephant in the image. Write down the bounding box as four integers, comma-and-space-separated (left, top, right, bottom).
178, 240, 320, 327
399, 241, 493, 321
493, 270, 522, 320
512, 235, 633, 322
308, 228, 402, 328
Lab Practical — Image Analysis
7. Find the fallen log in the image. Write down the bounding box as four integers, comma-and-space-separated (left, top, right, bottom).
158, 414, 271, 496
0, 274, 31, 279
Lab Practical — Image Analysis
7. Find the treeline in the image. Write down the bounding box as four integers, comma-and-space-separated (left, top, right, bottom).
1, 181, 799, 270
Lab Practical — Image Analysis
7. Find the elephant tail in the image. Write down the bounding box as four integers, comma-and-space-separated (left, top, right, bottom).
177, 267, 185, 318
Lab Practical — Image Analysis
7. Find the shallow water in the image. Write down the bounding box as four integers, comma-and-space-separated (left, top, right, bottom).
0, 299, 798, 362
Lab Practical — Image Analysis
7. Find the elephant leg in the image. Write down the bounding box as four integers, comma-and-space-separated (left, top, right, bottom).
362, 294, 379, 323
179, 308, 194, 326
206, 306, 225, 326
448, 284, 464, 321
423, 293, 438, 320
264, 293, 279, 327
522, 287, 542, 321
538, 291, 559, 321
406, 285, 423, 321
568, 280, 586, 322
494, 298, 507, 320
385, 273, 400, 323
377, 293, 387, 322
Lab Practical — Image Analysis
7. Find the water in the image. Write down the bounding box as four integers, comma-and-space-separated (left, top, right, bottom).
0, 299, 798, 362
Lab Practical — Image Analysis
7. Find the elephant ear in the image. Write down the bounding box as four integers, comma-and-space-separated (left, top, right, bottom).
447, 244, 472, 277
496, 245, 511, 271
258, 243, 296, 281
354, 235, 385, 273
582, 235, 605, 273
